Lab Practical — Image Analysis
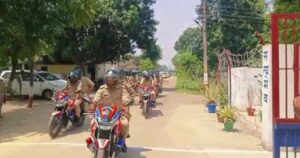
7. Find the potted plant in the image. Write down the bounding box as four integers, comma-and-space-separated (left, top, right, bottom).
247, 106, 256, 116
216, 109, 225, 123
247, 87, 256, 116
217, 87, 228, 123
219, 105, 236, 131
203, 83, 220, 113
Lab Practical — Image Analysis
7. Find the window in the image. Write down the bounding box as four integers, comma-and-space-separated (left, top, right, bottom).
20, 72, 30, 81
2, 72, 20, 80
34, 75, 44, 82
2, 72, 11, 79
38, 73, 59, 81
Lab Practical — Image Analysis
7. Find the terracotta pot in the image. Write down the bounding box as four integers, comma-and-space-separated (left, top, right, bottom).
247, 107, 256, 116
217, 113, 225, 123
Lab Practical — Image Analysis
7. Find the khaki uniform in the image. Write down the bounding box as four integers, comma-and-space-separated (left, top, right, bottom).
140, 78, 154, 88
63, 80, 82, 117
128, 76, 138, 84
140, 77, 156, 102
0, 78, 6, 116
93, 83, 131, 139
154, 76, 163, 87
81, 76, 95, 93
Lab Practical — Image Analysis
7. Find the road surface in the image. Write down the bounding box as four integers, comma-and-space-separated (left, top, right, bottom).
0, 77, 273, 158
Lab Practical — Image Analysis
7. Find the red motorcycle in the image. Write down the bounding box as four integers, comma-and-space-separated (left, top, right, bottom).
139, 86, 153, 119
48, 91, 87, 138
85, 104, 125, 158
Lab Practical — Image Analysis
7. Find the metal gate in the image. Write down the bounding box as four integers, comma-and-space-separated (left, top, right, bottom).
272, 13, 300, 158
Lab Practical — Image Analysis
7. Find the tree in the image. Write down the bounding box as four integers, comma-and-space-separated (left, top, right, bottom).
0, 0, 98, 107
172, 50, 203, 80
142, 43, 162, 62
174, 27, 202, 59
139, 58, 156, 70
274, 0, 300, 12
195, 0, 265, 70
52, 0, 159, 66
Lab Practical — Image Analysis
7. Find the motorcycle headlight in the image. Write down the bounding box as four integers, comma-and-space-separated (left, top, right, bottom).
56, 100, 66, 107
143, 93, 150, 100
99, 125, 112, 131
97, 128, 111, 139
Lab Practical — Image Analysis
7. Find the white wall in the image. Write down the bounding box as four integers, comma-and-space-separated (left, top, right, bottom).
261, 44, 295, 148
95, 63, 116, 79
95, 59, 138, 80
230, 67, 261, 110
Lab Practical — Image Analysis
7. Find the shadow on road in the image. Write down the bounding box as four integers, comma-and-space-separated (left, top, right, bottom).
156, 102, 163, 106
157, 94, 166, 98
222, 128, 241, 133
163, 87, 176, 92
119, 147, 151, 158
149, 109, 164, 118
0, 100, 90, 143
55, 118, 91, 139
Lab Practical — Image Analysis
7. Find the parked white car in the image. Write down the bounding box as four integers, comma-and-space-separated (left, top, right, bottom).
0, 70, 67, 99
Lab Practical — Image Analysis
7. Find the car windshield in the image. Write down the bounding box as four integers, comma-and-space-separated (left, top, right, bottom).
38, 73, 60, 81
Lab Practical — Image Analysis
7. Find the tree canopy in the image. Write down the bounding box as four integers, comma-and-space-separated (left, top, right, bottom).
0, 0, 98, 63
139, 58, 156, 71
194, 0, 265, 69
174, 27, 202, 59
274, 0, 300, 12
52, 0, 160, 65
172, 50, 203, 80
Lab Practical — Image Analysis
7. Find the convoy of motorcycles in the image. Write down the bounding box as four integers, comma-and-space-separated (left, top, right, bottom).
47, 71, 165, 158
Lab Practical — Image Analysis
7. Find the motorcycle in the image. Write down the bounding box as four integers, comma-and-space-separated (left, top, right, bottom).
139, 87, 153, 119
155, 84, 162, 96
48, 91, 88, 138
86, 104, 125, 158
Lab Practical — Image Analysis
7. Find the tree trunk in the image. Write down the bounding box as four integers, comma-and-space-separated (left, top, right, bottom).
27, 57, 34, 108
8, 57, 18, 94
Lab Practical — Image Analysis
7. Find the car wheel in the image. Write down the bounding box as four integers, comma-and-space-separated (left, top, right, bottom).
43, 90, 53, 100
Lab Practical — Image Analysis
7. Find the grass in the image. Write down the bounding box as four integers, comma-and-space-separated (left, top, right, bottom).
176, 78, 204, 94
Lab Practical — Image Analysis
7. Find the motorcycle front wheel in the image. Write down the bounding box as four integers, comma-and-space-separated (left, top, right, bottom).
48, 115, 63, 138
143, 101, 150, 119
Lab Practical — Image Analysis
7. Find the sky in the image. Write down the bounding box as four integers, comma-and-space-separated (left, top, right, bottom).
154, 0, 199, 67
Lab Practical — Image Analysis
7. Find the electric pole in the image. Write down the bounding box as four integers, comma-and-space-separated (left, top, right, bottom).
201, 0, 208, 86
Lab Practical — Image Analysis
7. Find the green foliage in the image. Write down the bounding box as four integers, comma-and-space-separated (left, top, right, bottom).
173, 49, 203, 93
272, 1, 300, 44
172, 50, 203, 80
195, 0, 265, 69
174, 27, 202, 59
0, 0, 98, 63
142, 43, 162, 62
219, 105, 237, 122
274, 0, 300, 12
52, 0, 159, 64
139, 58, 155, 70
219, 86, 228, 107
203, 82, 221, 104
